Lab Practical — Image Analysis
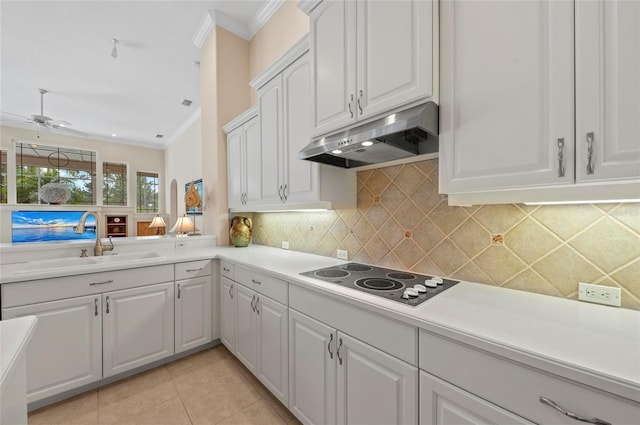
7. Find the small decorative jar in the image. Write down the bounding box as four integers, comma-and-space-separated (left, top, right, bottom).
230, 216, 252, 247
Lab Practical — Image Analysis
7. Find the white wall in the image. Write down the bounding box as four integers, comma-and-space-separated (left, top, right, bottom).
164, 109, 203, 227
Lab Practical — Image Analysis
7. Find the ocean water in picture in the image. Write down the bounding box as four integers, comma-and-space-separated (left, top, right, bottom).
12, 211, 97, 243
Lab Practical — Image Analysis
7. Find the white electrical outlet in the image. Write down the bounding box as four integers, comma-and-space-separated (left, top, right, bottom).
578, 282, 621, 307
282, 241, 289, 250
337, 249, 348, 260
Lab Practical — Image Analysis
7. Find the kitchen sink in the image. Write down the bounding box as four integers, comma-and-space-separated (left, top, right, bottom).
10, 252, 166, 275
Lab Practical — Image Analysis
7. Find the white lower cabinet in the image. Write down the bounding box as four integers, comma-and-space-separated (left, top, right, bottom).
220, 276, 235, 351
289, 309, 418, 425
2, 295, 102, 403
102, 282, 174, 378
420, 372, 533, 425
175, 276, 212, 354
234, 280, 289, 405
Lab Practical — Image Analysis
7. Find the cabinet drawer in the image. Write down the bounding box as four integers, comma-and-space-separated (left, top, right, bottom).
234, 265, 287, 305
175, 260, 211, 281
290, 284, 417, 366
419, 330, 640, 424
220, 260, 234, 280
2, 264, 174, 308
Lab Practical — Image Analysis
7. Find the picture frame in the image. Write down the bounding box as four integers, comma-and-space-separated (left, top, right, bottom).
185, 178, 203, 215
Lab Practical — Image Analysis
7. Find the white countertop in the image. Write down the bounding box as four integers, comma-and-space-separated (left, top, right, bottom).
0, 315, 38, 386
1, 242, 638, 403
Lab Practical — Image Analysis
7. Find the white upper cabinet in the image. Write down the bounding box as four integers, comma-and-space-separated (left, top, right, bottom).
305, 0, 436, 138
440, 0, 640, 204
439, 0, 575, 193
575, 0, 640, 183
248, 36, 356, 211
224, 107, 261, 209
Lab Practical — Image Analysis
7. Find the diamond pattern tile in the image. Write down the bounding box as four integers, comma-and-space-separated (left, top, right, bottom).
249, 159, 640, 310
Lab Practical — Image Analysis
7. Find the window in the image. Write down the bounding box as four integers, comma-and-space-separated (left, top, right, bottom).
15, 142, 96, 204
0, 150, 7, 204
136, 171, 158, 213
103, 162, 127, 206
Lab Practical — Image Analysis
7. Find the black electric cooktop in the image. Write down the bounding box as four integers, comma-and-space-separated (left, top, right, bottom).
300, 262, 459, 306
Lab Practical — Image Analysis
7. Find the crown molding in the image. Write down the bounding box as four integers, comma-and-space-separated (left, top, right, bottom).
192, 11, 215, 49
250, 34, 309, 90
222, 106, 258, 134
250, 0, 286, 37
192, 0, 287, 47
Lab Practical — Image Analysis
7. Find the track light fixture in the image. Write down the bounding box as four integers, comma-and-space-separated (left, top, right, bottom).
111, 38, 119, 58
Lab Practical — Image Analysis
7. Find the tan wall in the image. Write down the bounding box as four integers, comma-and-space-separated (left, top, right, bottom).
0, 125, 165, 242
250, 159, 640, 310
249, 0, 309, 103
200, 26, 251, 245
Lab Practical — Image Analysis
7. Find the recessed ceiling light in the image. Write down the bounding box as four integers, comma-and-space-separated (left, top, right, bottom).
111, 133, 117, 137
181, 99, 192, 107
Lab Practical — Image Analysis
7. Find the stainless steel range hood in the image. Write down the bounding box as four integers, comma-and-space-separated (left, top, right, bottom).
299, 101, 438, 168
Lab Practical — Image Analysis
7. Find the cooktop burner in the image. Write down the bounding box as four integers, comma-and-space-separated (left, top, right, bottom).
300, 262, 459, 306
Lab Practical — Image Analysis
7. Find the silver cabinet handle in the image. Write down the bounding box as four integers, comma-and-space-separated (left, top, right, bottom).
94, 298, 99, 316
105, 296, 110, 314
586, 132, 595, 175
278, 185, 283, 201
337, 337, 343, 365
251, 294, 256, 312
255, 296, 260, 315
229, 284, 234, 299
357, 89, 363, 114
557, 138, 565, 178
539, 397, 611, 425
348, 94, 354, 118
327, 334, 334, 359
186, 268, 203, 272
90, 279, 113, 286
251, 279, 262, 285
177, 284, 181, 299
283, 184, 288, 201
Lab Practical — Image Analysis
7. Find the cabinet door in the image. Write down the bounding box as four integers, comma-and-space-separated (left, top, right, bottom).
255, 295, 288, 405
175, 276, 212, 354
3, 295, 102, 403
258, 74, 284, 204
227, 127, 244, 208
337, 332, 418, 425
244, 117, 263, 205
356, 0, 433, 119
576, 0, 640, 182
283, 52, 318, 203
420, 372, 534, 425
234, 283, 257, 373
289, 309, 337, 425
439, 0, 575, 193
103, 282, 174, 378
220, 276, 235, 351
310, 0, 357, 136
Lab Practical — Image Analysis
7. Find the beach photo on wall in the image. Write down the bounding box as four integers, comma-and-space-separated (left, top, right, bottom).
12, 211, 97, 243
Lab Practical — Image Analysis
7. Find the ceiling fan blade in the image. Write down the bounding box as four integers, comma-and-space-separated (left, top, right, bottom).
0, 110, 32, 121
50, 124, 87, 137
50, 119, 72, 127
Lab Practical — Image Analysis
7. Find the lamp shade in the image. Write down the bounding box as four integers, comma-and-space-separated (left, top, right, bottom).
148, 216, 167, 228
169, 215, 196, 235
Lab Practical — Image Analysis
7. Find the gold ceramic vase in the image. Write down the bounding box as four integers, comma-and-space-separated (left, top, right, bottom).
230, 216, 252, 247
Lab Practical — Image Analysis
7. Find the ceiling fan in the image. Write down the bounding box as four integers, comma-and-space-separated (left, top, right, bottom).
1, 88, 86, 137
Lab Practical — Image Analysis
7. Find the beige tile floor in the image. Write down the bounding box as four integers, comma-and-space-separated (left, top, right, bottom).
28, 345, 301, 425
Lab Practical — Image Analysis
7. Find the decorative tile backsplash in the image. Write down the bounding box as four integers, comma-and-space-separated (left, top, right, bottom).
250, 159, 640, 310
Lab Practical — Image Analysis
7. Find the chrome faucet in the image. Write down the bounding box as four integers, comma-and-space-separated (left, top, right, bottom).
75, 211, 114, 256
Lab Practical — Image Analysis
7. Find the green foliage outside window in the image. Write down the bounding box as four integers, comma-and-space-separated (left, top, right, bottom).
136, 171, 158, 213
103, 162, 127, 206
0, 150, 7, 204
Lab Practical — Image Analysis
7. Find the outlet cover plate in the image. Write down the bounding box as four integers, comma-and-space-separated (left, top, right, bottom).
337, 249, 348, 260
282, 241, 289, 250
578, 282, 621, 307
